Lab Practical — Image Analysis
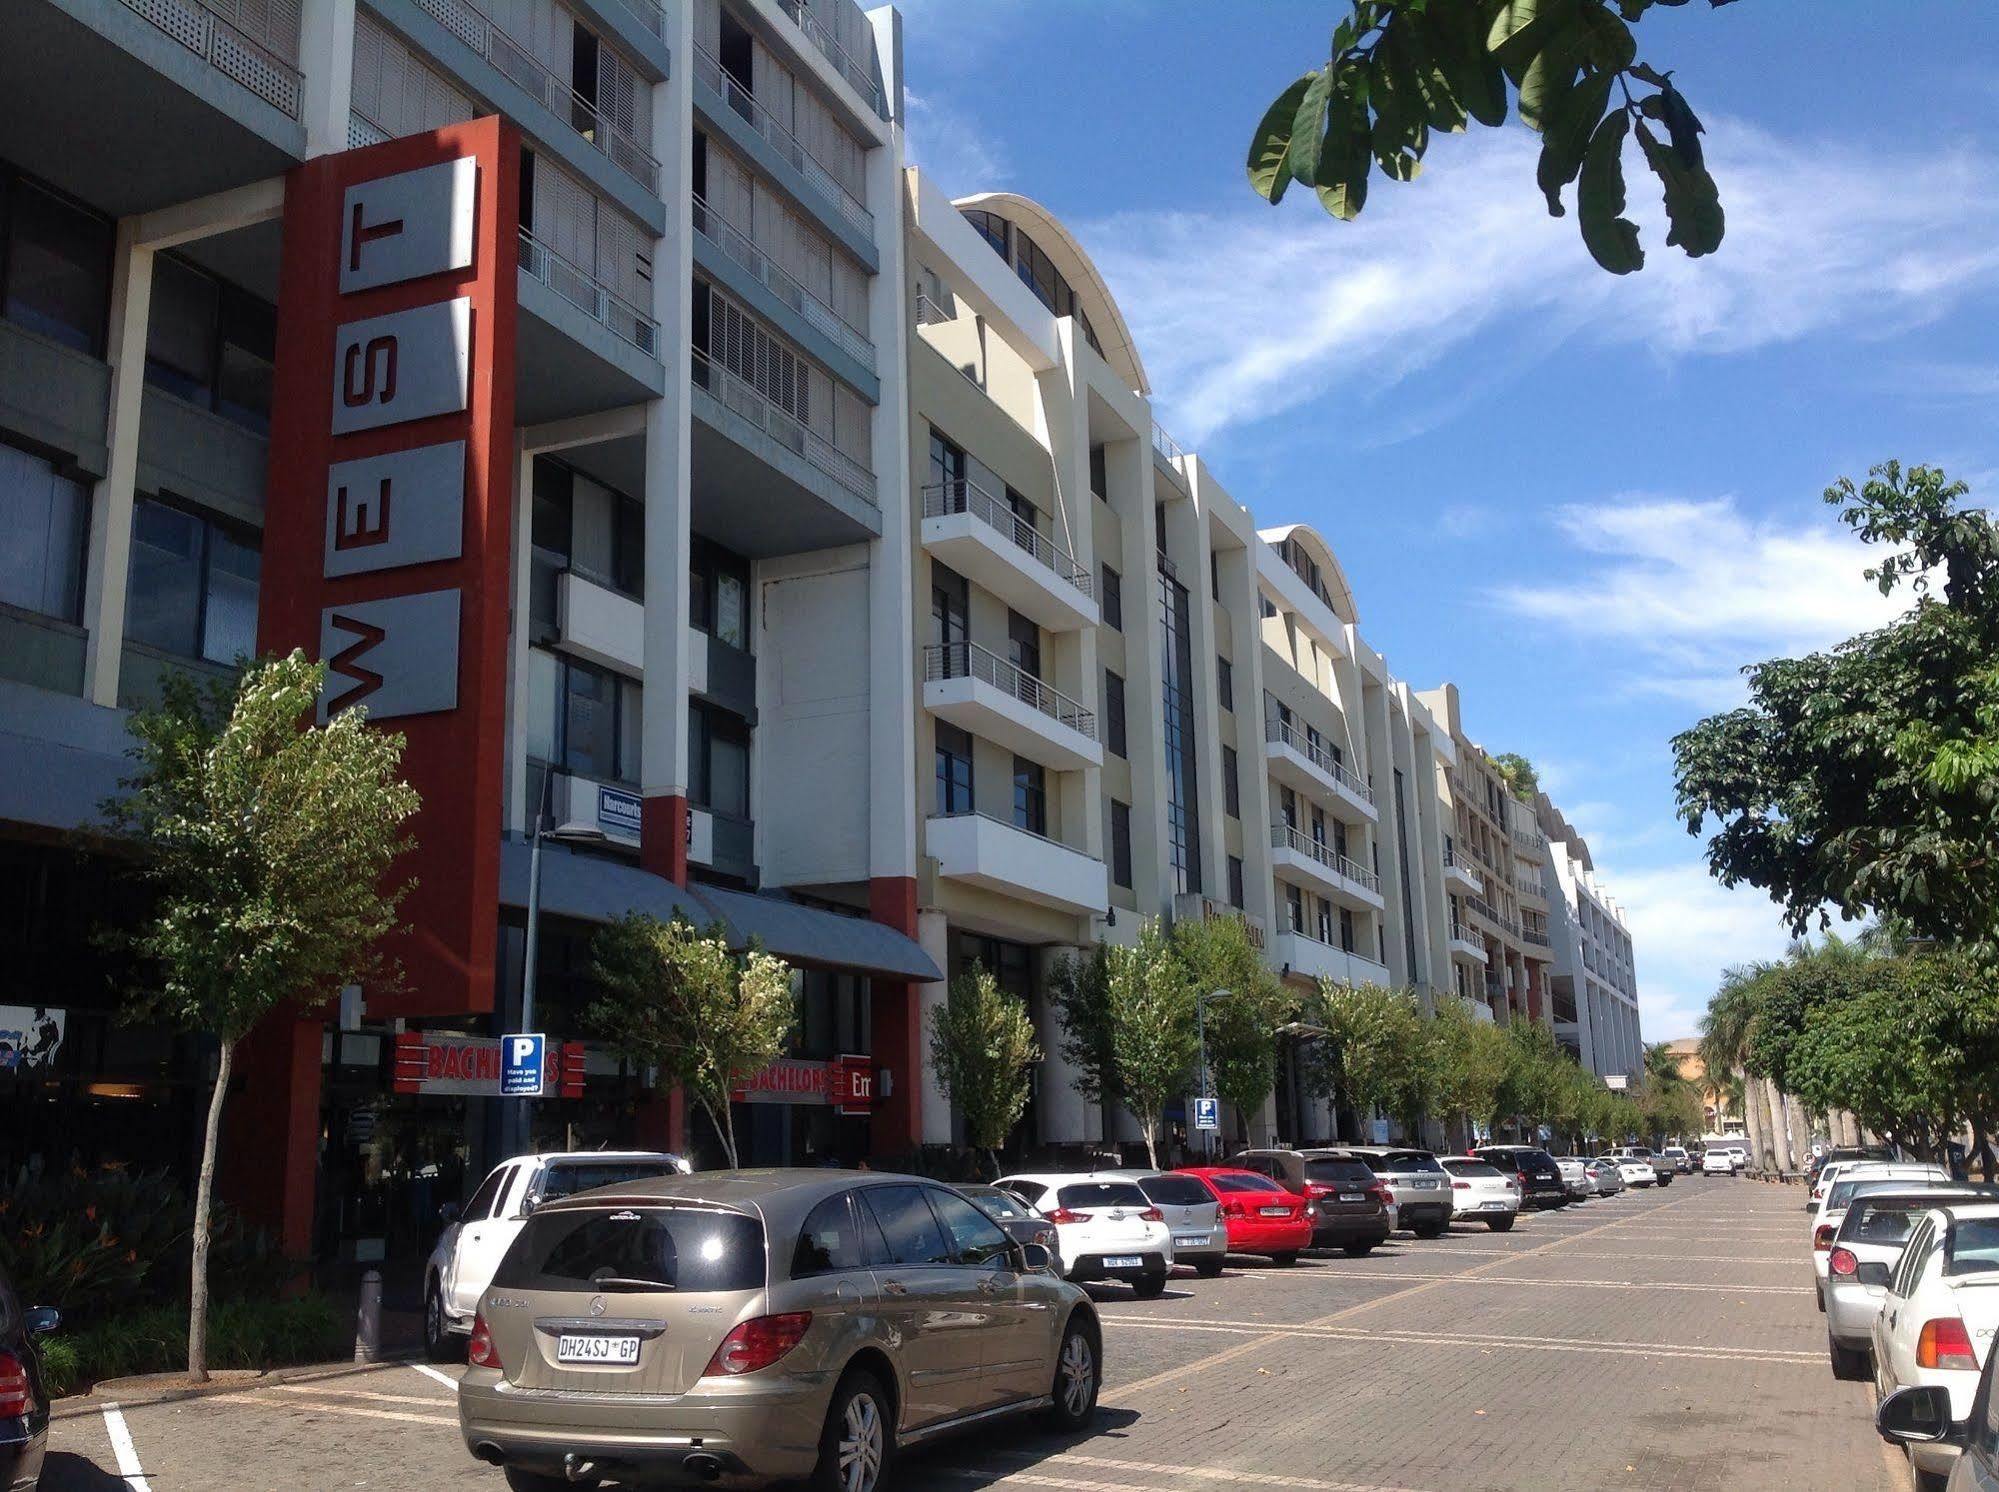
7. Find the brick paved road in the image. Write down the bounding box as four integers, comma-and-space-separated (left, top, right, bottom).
42, 1174, 1909, 1491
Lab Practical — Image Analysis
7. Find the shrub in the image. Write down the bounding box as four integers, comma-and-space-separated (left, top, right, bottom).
35, 1294, 348, 1398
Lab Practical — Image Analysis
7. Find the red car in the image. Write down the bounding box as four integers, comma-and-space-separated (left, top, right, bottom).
1174, 1167, 1314, 1264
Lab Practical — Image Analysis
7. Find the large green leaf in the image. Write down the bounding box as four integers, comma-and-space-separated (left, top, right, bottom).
1578, 110, 1644, 273
1635, 118, 1725, 256
1537, 69, 1614, 214
1577, 4, 1638, 71
1314, 77, 1374, 221
1396, 8, 1472, 132
1487, 0, 1554, 49
1516, 20, 1585, 132
1285, 67, 1338, 188
1248, 74, 1318, 204
1429, 0, 1508, 125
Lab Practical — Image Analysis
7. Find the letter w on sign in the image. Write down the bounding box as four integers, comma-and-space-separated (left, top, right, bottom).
326, 613, 387, 715
316, 590, 463, 724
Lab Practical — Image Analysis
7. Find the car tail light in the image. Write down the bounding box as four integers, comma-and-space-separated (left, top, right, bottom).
1452, 1181, 1470, 1190
705, 1313, 813, 1376
1138, 1207, 1164, 1223
1368, 1185, 1392, 1208
0, 1350, 30, 1418
1827, 1247, 1859, 1278
1813, 1224, 1837, 1252
466, 1312, 499, 1369
1917, 1317, 1979, 1371
1222, 1201, 1247, 1219
1043, 1207, 1083, 1225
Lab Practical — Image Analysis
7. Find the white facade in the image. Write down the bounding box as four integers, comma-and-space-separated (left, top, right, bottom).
1539, 797, 1643, 1079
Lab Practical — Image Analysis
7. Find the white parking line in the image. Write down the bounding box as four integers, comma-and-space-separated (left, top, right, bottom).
239, 1392, 458, 1428
408, 1362, 461, 1393
268, 1382, 459, 1408
932, 1456, 1421, 1492
100, 1403, 153, 1492
1245, 1267, 1810, 1294
1099, 1316, 1825, 1366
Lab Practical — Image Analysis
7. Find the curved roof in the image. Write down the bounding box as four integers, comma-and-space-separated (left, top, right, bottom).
953, 191, 1150, 396
1259, 523, 1359, 625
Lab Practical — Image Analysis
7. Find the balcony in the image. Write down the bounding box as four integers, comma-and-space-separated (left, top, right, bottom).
1152, 422, 1189, 493
1521, 925, 1553, 949
516, 228, 665, 422
920, 481, 1097, 633
1465, 895, 1523, 941
1515, 870, 1547, 899
691, 45, 874, 246
1513, 829, 1545, 859
1173, 892, 1266, 952
927, 812, 1107, 916
1272, 929, 1390, 988
1449, 924, 1489, 964
1265, 719, 1378, 824
1443, 846, 1483, 894
692, 194, 873, 374
773, 0, 888, 118
1269, 824, 1384, 912
923, 642, 1101, 772
555, 571, 642, 676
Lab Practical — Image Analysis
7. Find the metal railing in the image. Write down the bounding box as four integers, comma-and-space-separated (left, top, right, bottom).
693, 45, 874, 238
613, 0, 665, 40
1444, 846, 1482, 881
121, 0, 303, 118
772, 0, 888, 117
921, 481, 1091, 595
914, 290, 954, 325
1448, 921, 1483, 948
1270, 823, 1380, 895
1151, 422, 1189, 489
413, 0, 659, 190
692, 195, 873, 369
1515, 871, 1546, 897
1465, 895, 1523, 939
1513, 828, 1544, 857
1521, 926, 1552, 947
518, 229, 660, 358
690, 347, 876, 505
349, 111, 391, 148
1266, 718, 1375, 805
923, 641, 1096, 742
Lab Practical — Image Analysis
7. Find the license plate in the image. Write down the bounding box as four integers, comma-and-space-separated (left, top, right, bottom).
557, 1334, 640, 1365
1259, 1205, 1292, 1217
1104, 1255, 1143, 1269
1338, 1192, 1366, 1203
1482, 1200, 1508, 1210
1174, 1234, 1208, 1248
1413, 1179, 1440, 1189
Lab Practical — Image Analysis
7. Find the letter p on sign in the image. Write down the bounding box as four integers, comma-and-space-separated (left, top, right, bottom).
501, 1032, 546, 1097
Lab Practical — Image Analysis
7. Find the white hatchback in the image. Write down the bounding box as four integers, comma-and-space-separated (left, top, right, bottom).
1702, 1149, 1734, 1175
1600, 1155, 1657, 1188
1871, 1203, 1999, 1488
996, 1173, 1176, 1296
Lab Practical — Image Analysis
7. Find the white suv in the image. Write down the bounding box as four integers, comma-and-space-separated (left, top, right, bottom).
423, 1150, 689, 1359
995, 1173, 1175, 1296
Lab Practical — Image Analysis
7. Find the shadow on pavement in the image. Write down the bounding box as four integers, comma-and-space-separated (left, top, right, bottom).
35, 1452, 132, 1491
897, 1407, 1143, 1487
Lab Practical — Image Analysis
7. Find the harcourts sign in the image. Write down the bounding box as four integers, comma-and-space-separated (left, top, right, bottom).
259, 120, 520, 1019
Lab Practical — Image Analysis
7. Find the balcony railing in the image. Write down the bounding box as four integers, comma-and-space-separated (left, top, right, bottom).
121, 0, 303, 118
692, 194, 873, 370
1271, 823, 1380, 895
413, 0, 659, 190
612, 0, 665, 40
773, 0, 888, 117
1151, 422, 1189, 489
1513, 828, 1544, 856
1466, 895, 1523, 940
915, 290, 954, 326
922, 480, 1091, 595
691, 347, 876, 505
1521, 926, 1552, 948
1266, 718, 1375, 805
518, 229, 660, 358
1449, 921, 1482, 946
1444, 846, 1481, 879
349, 111, 390, 148
924, 641, 1096, 742
693, 45, 874, 238
1515, 871, 1546, 897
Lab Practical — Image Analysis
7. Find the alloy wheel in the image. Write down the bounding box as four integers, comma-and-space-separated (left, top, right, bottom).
1060, 1331, 1096, 1418
839, 1390, 884, 1492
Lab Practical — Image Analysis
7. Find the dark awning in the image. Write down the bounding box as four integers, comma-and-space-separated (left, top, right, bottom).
499, 839, 940, 983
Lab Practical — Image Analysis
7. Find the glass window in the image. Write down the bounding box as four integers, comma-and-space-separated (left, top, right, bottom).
1217, 657, 1233, 711
935, 721, 973, 815
1210, 1173, 1284, 1195
1948, 1219, 1999, 1276
125, 500, 205, 657
926, 1187, 1013, 1266
690, 703, 749, 817
4, 180, 111, 354
493, 1205, 766, 1294
861, 1184, 953, 1266
1223, 745, 1239, 819
535, 651, 640, 786
1307, 1159, 1379, 1186
145, 255, 218, 405
1007, 609, 1040, 679
1228, 855, 1245, 909
215, 290, 276, 434
962, 1188, 1033, 1222
1054, 1181, 1148, 1210
0, 442, 88, 621
537, 1158, 682, 1202
1089, 444, 1107, 501
201, 528, 260, 664
527, 648, 559, 765
1100, 564, 1121, 630
463, 1165, 511, 1222
1136, 1175, 1210, 1207
930, 563, 968, 651
792, 1193, 866, 1277
563, 661, 619, 781
1110, 799, 1132, 890
1012, 756, 1046, 836
1105, 670, 1126, 758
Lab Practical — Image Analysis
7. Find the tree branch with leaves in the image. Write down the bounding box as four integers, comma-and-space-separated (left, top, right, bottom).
930, 967, 1041, 1173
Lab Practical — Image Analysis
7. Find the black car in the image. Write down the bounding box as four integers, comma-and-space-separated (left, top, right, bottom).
0, 1265, 57, 1492
1235, 1148, 1394, 1256
1472, 1146, 1570, 1210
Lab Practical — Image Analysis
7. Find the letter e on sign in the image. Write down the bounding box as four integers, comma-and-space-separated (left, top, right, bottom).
324, 442, 466, 578
340, 158, 479, 294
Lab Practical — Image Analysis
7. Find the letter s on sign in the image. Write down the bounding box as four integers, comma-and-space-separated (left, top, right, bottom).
343, 335, 399, 408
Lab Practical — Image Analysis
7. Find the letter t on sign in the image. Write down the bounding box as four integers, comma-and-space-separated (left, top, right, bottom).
339, 157, 479, 295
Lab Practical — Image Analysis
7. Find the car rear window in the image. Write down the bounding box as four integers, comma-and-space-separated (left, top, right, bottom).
1846, 1201, 1926, 1246
537, 1159, 683, 1202
1446, 1161, 1503, 1178
1057, 1181, 1149, 1209
1137, 1175, 1214, 1207
962, 1188, 1033, 1221
1948, 1219, 1999, 1276
1379, 1151, 1443, 1174
494, 1205, 764, 1293
1306, 1160, 1376, 1186
1210, 1173, 1285, 1194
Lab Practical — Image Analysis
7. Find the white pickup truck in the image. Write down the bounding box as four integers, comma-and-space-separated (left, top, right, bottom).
423, 1150, 688, 1359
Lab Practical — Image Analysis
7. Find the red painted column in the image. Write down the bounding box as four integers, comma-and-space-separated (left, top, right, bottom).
218, 1010, 324, 1270
868, 876, 922, 1158
640, 794, 690, 886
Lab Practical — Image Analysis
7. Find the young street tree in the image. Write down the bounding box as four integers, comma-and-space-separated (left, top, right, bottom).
1248, 0, 1730, 274
587, 915, 795, 1168
1173, 915, 1294, 1149
102, 652, 418, 1381
930, 967, 1041, 1172
1302, 982, 1427, 1139
1046, 943, 1120, 1123
1102, 921, 1201, 1168
1426, 996, 1511, 1145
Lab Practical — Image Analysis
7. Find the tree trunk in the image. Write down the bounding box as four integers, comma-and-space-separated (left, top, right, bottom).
1141, 1109, 1159, 1170
1742, 1071, 1766, 1173
704, 1095, 738, 1168
189, 1036, 233, 1383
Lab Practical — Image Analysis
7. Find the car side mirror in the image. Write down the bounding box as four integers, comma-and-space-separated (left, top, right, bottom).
1018, 1242, 1054, 1273
1857, 1261, 1892, 1287
24, 1307, 59, 1336
1877, 1385, 1960, 1447
438, 1202, 461, 1225
517, 1195, 538, 1218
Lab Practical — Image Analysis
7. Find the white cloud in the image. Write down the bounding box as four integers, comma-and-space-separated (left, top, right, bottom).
1615, 860, 1804, 1043
903, 89, 1010, 195
1436, 503, 1495, 540
1081, 122, 1999, 445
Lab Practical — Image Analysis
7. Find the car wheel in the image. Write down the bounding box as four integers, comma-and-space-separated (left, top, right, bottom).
1194, 1258, 1225, 1278
423, 1280, 463, 1363
1268, 1251, 1299, 1267
1042, 1314, 1101, 1433
1131, 1270, 1168, 1298
506, 1470, 588, 1492
1816, 1283, 1826, 1314
1486, 1216, 1516, 1233
813, 1369, 892, 1492
1828, 1336, 1871, 1382
1342, 1243, 1374, 1257
1412, 1221, 1446, 1239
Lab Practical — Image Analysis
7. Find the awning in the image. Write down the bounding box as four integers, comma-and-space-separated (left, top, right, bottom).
499, 839, 941, 983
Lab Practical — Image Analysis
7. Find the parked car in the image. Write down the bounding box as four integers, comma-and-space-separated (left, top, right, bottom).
0, 1265, 57, 1492
1440, 1157, 1521, 1231
955, 1185, 1058, 1255
1234, 1148, 1393, 1256
1342, 1146, 1454, 1238
1613, 1146, 1675, 1187
1876, 1311, 1999, 1491
1870, 1202, 1999, 1490
1093, 1170, 1228, 1277
1703, 1148, 1735, 1176
1826, 1186, 1999, 1382
1600, 1154, 1658, 1188
1586, 1157, 1626, 1196
1471, 1146, 1570, 1210
996, 1174, 1174, 1295
1812, 1165, 1956, 1307
1659, 1146, 1693, 1176
458, 1170, 1102, 1492
425, 1150, 691, 1359
1552, 1156, 1594, 1201
1173, 1168, 1314, 1264
1722, 1143, 1749, 1174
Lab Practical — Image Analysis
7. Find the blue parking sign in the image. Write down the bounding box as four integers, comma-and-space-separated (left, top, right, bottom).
1193, 1096, 1220, 1132
501, 1033, 545, 1097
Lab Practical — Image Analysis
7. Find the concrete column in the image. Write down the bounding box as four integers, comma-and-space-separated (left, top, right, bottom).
917, 910, 951, 1146
299, 0, 357, 158
504, 436, 534, 834
81, 219, 153, 707
1112, 435, 1169, 916
1171, 468, 1226, 901
1034, 945, 1093, 1148
1220, 541, 1276, 936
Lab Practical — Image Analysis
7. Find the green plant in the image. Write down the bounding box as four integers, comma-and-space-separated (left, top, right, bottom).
929, 968, 1041, 1170
34, 1294, 348, 1399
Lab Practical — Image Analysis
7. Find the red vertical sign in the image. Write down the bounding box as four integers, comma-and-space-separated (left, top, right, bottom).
258, 120, 520, 1018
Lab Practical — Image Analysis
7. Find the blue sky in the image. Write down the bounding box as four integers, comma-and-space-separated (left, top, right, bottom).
894, 1, 1999, 1043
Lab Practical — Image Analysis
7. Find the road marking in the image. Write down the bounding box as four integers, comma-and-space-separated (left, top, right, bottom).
932, 1458, 1420, 1492
268, 1382, 460, 1407
1276, 1268, 1812, 1294
408, 1362, 461, 1393
1100, 1312, 1825, 1360
1101, 1317, 1825, 1366
239, 1392, 458, 1427
101, 1403, 153, 1492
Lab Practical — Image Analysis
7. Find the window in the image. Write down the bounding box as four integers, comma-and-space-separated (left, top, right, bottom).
462, 1165, 511, 1223
689, 538, 746, 648
1222, 745, 1240, 819
0, 441, 88, 622
1110, 799, 1132, 889
861, 1185, 953, 1266
1012, 756, 1046, 836
1100, 564, 1122, 630
1104, 670, 1126, 758
124, 498, 260, 664
689, 702, 750, 818
2, 175, 112, 355
1260, 592, 1277, 620
926, 1188, 1013, 1267
962, 208, 1009, 260
1089, 444, 1107, 500
1210, 549, 1221, 602
495, 1206, 765, 1294
144, 254, 277, 433
1340, 906, 1356, 954
529, 649, 642, 786
930, 563, 968, 650
1286, 884, 1304, 933
935, 722, 974, 815
1007, 609, 1040, 679
1228, 855, 1245, 910
793, 1193, 866, 1277
1216, 656, 1233, 711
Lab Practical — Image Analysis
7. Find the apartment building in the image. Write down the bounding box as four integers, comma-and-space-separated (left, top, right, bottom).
1538, 797, 1643, 1079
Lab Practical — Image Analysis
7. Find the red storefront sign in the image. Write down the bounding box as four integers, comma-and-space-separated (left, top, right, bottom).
392, 1032, 585, 1098
734, 1055, 878, 1116
258, 119, 519, 1019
